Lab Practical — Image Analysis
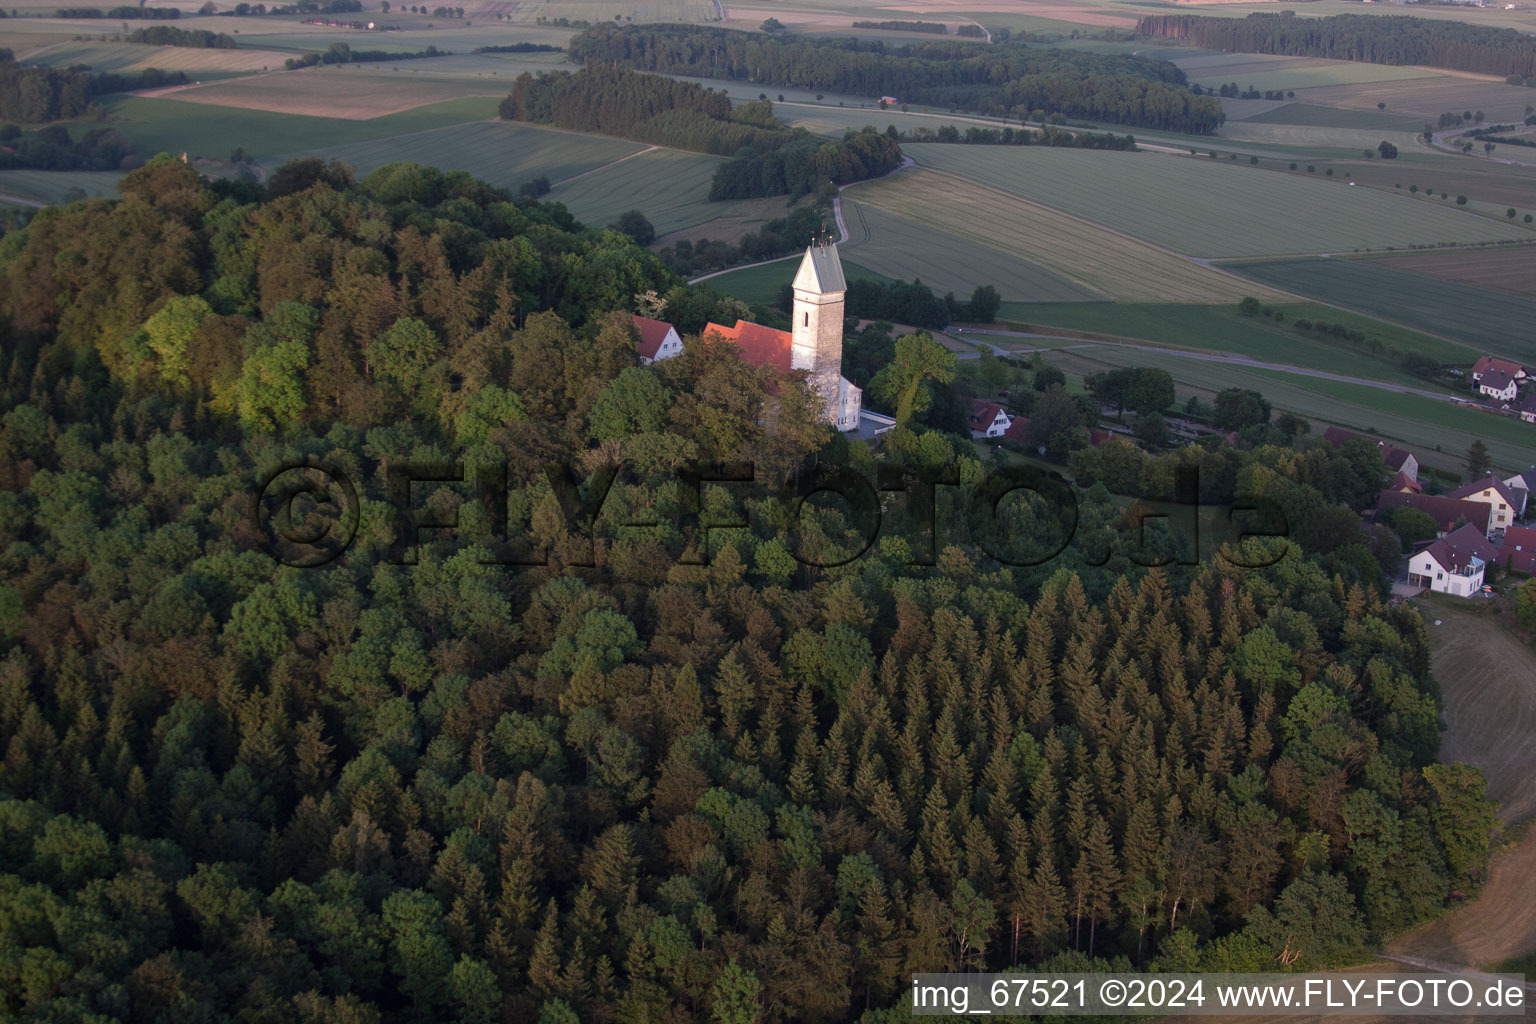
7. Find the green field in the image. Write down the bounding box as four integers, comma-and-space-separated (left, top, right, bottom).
0, 169, 122, 204
1231, 256, 1536, 362
100, 95, 499, 162
994, 301, 1476, 384
161, 65, 507, 118
1044, 342, 1535, 475
548, 148, 733, 236
1173, 52, 1444, 91
1291, 77, 1536, 124
702, 257, 892, 306
907, 144, 1533, 256
287, 120, 643, 192
844, 167, 1291, 303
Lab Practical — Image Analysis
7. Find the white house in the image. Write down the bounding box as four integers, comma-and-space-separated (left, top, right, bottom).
1471, 355, 1525, 383
1449, 476, 1527, 533
970, 399, 1011, 438
1504, 466, 1536, 497
1479, 368, 1519, 402
1407, 524, 1497, 597
633, 315, 683, 364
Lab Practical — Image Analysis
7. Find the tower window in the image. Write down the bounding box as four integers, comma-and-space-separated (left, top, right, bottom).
803, 312, 809, 326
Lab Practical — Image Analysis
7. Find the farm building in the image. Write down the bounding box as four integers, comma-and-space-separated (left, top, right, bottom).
632, 315, 682, 364
1375, 490, 1491, 537
703, 244, 862, 431
1504, 467, 1536, 495
1449, 476, 1528, 533
1390, 471, 1422, 493
1478, 368, 1519, 402
970, 400, 1011, 438
1407, 524, 1498, 597
1470, 355, 1525, 383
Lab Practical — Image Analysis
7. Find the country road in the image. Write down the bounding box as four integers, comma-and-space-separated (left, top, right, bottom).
950, 327, 1473, 404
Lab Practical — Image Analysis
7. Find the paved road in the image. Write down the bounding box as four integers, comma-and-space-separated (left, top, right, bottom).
950, 327, 1473, 404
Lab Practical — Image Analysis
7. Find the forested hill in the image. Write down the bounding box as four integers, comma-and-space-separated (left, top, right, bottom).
0, 156, 1498, 1022
1137, 12, 1536, 79
569, 24, 1226, 134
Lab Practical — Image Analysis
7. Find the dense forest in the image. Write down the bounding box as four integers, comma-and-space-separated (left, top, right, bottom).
1137, 12, 1536, 78
0, 57, 187, 124
0, 154, 1500, 1022
125, 26, 240, 49
568, 24, 1226, 134
500, 65, 903, 196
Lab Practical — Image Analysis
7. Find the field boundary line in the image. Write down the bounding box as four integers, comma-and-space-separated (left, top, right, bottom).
549, 145, 662, 188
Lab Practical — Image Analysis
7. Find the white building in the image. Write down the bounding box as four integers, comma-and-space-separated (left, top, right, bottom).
633, 315, 683, 364
1406, 524, 1497, 597
970, 399, 1011, 438
1449, 476, 1528, 533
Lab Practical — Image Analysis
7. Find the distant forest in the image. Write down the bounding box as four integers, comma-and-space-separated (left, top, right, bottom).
1137, 12, 1536, 78
500, 65, 904, 197
0, 58, 188, 123
125, 26, 240, 49
568, 24, 1226, 134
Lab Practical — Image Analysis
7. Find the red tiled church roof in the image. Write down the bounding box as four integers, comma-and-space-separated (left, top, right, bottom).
703, 320, 794, 372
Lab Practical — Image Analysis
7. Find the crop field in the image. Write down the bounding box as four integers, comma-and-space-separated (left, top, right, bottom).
1114, 0, 1536, 32
1319, 157, 1536, 213
845, 167, 1290, 302
1368, 247, 1536, 299
1173, 52, 1443, 91
497, 0, 719, 23
703, 257, 893, 306
1047, 343, 1536, 474
908, 144, 1530, 256
994, 301, 1475, 381
547, 148, 747, 236
1233, 256, 1536, 361
99, 95, 498, 162
1291, 78, 1536, 125
1216, 121, 1427, 154
287, 120, 643, 191
1240, 102, 1430, 132
152, 65, 506, 118
19, 40, 289, 72
0, 169, 122, 205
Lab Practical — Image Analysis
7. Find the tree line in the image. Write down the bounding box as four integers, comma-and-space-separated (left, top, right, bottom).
709, 128, 903, 199
895, 122, 1137, 150
54, 5, 181, 17
852, 19, 948, 34
285, 42, 448, 68
0, 57, 188, 124
0, 123, 137, 171
0, 150, 1501, 1022
1137, 11, 1536, 79
126, 25, 239, 49
568, 24, 1226, 135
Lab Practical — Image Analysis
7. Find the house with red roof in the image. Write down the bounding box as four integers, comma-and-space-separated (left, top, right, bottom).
1375, 490, 1491, 537
1499, 524, 1536, 574
632, 315, 682, 364
1471, 355, 1525, 383
1407, 523, 1497, 596
970, 399, 1011, 438
1449, 476, 1527, 534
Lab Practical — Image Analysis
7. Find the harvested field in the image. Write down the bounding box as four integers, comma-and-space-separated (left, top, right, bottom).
846, 167, 1291, 302
1292, 77, 1536, 124
1174, 51, 1443, 90
1332, 158, 1536, 214
1368, 246, 1536, 299
22, 40, 289, 72
1241, 102, 1429, 132
908, 144, 1530, 256
157, 65, 505, 118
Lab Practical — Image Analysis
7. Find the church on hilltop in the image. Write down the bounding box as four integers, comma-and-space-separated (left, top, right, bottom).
633, 243, 864, 432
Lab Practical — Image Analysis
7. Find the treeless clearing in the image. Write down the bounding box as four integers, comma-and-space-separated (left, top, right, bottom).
1368, 247, 1536, 299
1293, 77, 1536, 123
161, 68, 505, 119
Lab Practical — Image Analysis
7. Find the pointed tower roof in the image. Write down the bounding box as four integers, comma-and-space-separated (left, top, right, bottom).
792, 243, 846, 295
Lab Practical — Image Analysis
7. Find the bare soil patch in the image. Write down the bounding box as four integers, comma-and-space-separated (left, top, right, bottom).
1369, 247, 1536, 299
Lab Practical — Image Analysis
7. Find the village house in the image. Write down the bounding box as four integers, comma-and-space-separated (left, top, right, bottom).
632, 315, 682, 364
1478, 368, 1520, 402
1375, 490, 1492, 537
1504, 467, 1536, 496
1500, 524, 1536, 574
1406, 523, 1498, 597
1470, 355, 1526, 383
970, 399, 1011, 438
1448, 476, 1527, 534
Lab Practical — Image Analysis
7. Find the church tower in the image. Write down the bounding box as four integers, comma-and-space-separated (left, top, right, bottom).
790, 241, 847, 425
